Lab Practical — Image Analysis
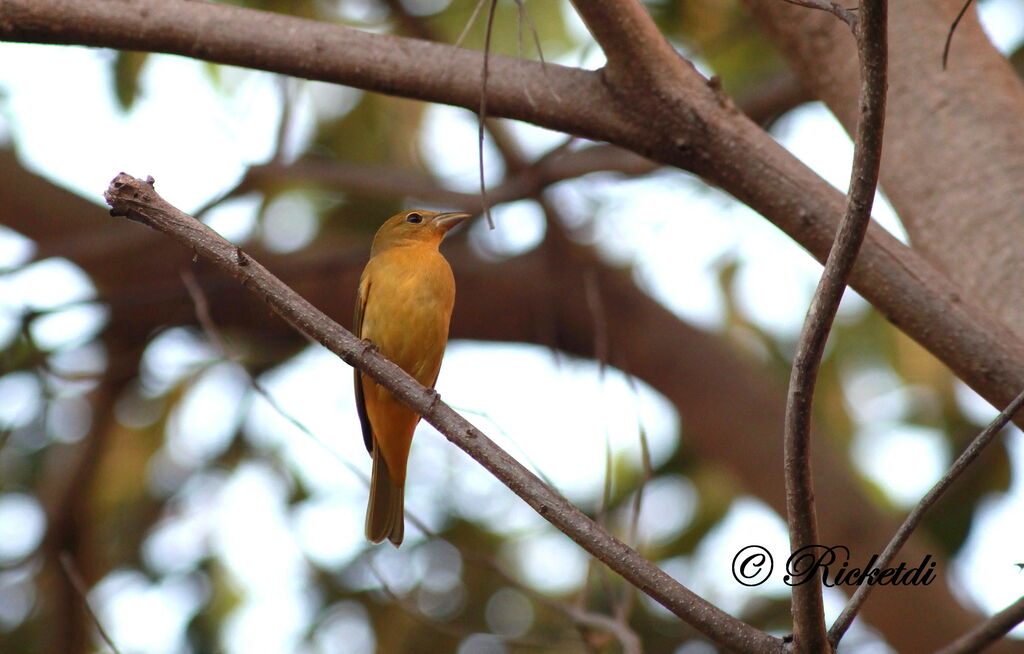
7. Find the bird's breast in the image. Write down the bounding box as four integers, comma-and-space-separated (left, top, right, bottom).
359, 246, 456, 385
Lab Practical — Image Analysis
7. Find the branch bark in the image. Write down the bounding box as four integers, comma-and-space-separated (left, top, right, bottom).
225, 144, 659, 213
102, 173, 782, 654
829, 386, 1024, 645
7, 0, 1024, 444
741, 0, 1024, 342
784, 0, 887, 650
0, 151, 992, 651
3, 1, 1023, 647
933, 595, 1024, 654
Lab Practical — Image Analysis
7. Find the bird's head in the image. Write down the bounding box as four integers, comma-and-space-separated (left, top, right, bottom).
370, 210, 471, 256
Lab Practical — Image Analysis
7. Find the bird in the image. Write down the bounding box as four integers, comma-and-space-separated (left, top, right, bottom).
354, 209, 470, 546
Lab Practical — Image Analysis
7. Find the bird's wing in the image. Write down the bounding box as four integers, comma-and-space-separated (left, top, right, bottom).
354, 273, 374, 454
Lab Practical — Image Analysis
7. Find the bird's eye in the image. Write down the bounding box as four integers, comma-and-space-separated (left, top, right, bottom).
406, 212, 423, 224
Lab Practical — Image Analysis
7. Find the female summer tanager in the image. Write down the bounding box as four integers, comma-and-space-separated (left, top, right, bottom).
354, 209, 469, 546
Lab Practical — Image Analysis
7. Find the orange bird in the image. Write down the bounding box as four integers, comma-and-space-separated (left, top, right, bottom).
354, 209, 469, 546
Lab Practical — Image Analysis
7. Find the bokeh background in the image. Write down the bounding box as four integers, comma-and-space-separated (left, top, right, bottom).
2, 1, 1023, 652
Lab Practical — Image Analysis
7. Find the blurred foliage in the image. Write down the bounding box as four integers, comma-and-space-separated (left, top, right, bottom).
0, 0, 1018, 653
112, 51, 149, 111
419, 0, 575, 58
315, 93, 425, 228
648, 0, 789, 94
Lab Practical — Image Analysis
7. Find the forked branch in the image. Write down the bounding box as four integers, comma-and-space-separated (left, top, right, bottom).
7, 0, 1024, 441
103, 172, 782, 654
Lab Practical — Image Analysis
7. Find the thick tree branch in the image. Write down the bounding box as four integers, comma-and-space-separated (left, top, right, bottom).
7, 1, 1024, 442
0, 0, 628, 145
740, 0, 1024, 349
829, 386, 1024, 646
784, 0, 886, 651
102, 173, 782, 654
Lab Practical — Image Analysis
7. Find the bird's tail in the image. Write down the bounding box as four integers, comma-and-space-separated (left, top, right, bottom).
365, 445, 405, 546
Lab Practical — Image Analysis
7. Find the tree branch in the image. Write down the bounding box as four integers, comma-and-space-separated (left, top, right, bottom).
779, 0, 859, 30
0, 0, 625, 144
828, 386, 1024, 645
102, 172, 782, 654
0, 149, 1001, 652
740, 0, 1024, 366
224, 143, 658, 214
784, 0, 886, 651
7, 0, 1024, 444
569, 0, 694, 88
57, 552, 122, 654
933, 595, 1024, 654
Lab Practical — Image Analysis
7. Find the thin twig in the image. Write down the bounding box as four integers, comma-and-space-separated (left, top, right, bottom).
560, 603, 643, 654
583, 267, 609, 376
613, 377, 652, 625
453, 0, 488, 49
477, 0, 498, 229
205, 143, 656, 224
270, 76, 296, 164
453, 536, 644, 654
626, 425, 653, 553
182, 268, 362, 474
779, 0, 859, 31
619, 424, 651, 621
448, 403, 561, 491
365, 558, 559, 648
43, 381, 118, 654
181, 269, 444, 540
384, 0, 561, 225
783, 0, 886, 651
828, 386, 1024, 645
104, 173, 783, 653
457, 545, 643, 653
942, 0, 975, 70
933, 594, 1024, 654
58, 552, 122, 654
180, 270, 228, 352
573, 499, 607, 651
510, 0, 560, 105
183, 269, 354, 470
253, 373, 443, 542
254, 361, 635, 653
594, 435, 614, 535
514, 0, 547, 66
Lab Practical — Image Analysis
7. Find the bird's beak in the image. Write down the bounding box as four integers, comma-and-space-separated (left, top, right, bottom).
434, 212, 471, 232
